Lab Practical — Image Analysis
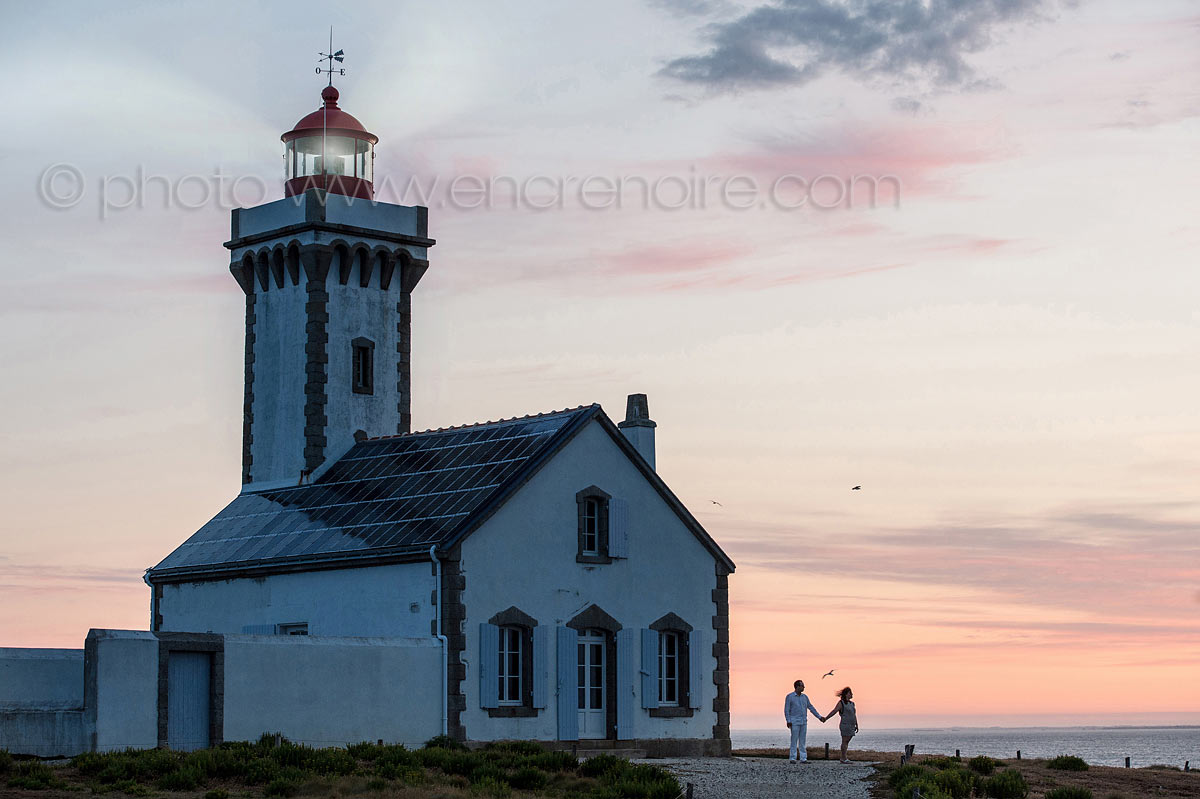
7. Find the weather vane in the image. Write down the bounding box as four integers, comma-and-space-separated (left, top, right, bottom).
317, 28, 345, 87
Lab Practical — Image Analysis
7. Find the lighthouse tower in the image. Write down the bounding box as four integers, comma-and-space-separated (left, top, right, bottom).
226, 85, 433, 488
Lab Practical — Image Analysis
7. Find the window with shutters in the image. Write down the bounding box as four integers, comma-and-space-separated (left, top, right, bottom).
658, 631, 680, 706
498, 626, 523, 705
575, 486, 611, 564
484, 607, 545, 718
648, 613, 695, 718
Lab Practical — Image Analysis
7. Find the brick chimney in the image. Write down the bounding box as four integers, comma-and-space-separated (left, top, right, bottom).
617, 393, 657, 470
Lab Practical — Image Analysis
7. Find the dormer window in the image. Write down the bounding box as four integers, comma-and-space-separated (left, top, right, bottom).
576, 486, 611, 564
352, 337, 374, 395
582, 498, 600, 554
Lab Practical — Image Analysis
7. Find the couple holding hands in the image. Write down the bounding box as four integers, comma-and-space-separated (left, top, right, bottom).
783, 679, 858, 764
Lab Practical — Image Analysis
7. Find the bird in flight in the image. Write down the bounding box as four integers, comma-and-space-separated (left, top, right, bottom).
851, 486, 861, 491
709, 500, 723, 507
822, 669, 836, 679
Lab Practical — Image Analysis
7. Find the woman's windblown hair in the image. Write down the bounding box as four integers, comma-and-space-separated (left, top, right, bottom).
835, 686, 852, 699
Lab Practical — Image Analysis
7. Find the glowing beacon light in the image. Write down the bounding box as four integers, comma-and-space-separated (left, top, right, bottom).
282, 85, 377, 200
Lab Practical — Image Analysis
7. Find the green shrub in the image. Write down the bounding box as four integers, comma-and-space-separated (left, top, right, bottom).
157, 765, 203, 791
1047, 755, 1089, 772
982, 768, 1029, 798
968, 755, 997, 775
414, 746, 476, 776
508, 766, 550, 791
932, 766, 975, 799
424, 734, 467, 751
924, 756, 962, 770
243, 756, 281, 785
204, 789, 230, 799
470, 762, 505, 782
892, 774, 951, 799
72, 751, 108, 776
580, 753, 626, 778
375, 744, 416, 770
111, 778, 152, 796
1045, 788, 1093, 799
0, 750, 13, 776
7, 760, 63, 790
602, 763, 681, 799
348, 741, 384, 761
531, 750, 579, 772
366, 776, 389, 791
264, 776, 300, 797
471, 776, 512, 798
888, 764, 930, 789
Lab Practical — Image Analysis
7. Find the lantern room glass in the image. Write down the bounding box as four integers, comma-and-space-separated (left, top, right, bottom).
286, 135, 373, 182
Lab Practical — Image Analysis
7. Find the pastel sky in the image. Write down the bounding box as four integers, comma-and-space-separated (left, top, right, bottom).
2, 1, 1198, 729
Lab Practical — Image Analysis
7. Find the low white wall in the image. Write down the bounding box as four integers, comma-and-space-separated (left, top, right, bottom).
0, 648, 83, 710
0, 710, 86, 756
85, 629, 160, 752
222, 635, 441, 748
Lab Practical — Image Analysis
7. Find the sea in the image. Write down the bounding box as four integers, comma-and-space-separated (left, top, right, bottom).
731, 727, 1200, 768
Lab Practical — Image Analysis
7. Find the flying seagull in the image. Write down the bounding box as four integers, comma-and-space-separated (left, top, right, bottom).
709, 500, 723, 507
822, 669, 836, 679
851, 486, 861, 490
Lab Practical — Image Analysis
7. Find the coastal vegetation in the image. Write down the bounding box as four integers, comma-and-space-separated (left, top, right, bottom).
1, 737, 682, 799
865, 750, 1199, 799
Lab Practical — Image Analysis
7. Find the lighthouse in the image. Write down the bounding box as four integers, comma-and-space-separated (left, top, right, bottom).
226, 85, 434, 488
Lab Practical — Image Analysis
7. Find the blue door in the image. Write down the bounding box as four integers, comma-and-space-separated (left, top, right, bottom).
167, 652, 211, 751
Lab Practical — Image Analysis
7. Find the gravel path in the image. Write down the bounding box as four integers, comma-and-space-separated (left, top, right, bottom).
653, 756, 879, 799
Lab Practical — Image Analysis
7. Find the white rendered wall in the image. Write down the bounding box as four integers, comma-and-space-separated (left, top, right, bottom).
158, 562, 434, 638
460, 419, 719, 742
0, 649, 83, 710
222, 635, 440, 747
248, 282, 308, 484
325, 260, 403, 446
85, 630, 159, 752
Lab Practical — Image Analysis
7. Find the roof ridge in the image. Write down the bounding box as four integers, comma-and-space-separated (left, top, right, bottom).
367, 404, 599, 441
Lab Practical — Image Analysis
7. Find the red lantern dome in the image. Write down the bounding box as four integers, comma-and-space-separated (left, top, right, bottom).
281, 86, 378, 200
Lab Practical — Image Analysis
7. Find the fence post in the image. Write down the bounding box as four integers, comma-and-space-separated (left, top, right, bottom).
1125, 757, 1130, 768
955, 749, 960, 759
1016, 750, 1021, 760
1184, 760, 1189, 772
686, 783, 694, 799
825, 743, 830, 760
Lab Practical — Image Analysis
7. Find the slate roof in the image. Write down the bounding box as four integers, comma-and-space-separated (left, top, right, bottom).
148, 404, 734, 583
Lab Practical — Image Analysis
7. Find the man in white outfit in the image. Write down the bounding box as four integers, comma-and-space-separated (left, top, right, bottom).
783, 679, 825, 762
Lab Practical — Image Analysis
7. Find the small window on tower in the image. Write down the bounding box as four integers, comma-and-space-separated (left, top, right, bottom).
352, 337, 375, 395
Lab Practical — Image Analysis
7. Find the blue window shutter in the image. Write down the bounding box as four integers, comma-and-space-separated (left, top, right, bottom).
556, 626, 578, 740
640, 629, 659, 709
479, 623, 500, 709
616, 629, 636, 739
687, 629, 705, 709
532, 626, 550, 709
240, 624, 276, 635
609, 498, 629, 558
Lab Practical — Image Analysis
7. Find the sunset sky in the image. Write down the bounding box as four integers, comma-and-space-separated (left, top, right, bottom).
2, 1, 1198, 729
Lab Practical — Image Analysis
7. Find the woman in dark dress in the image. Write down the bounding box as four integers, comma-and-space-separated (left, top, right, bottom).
825, 686, 859, 763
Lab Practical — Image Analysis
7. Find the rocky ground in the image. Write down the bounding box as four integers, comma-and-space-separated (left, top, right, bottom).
654, 755, 879, 799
